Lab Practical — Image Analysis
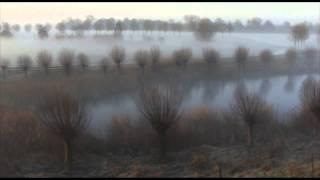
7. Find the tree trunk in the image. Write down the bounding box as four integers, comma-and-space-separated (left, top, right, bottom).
160, 133, 167, 158
247, 125, 254, 147
64, 139, 73, 172
117, 64, 121, 74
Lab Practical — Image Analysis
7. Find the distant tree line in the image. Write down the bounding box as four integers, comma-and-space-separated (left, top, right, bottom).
1, 15, 319, 38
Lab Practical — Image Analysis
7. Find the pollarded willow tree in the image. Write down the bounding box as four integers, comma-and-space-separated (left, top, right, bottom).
173, 48, 192, 69
234, 46, 249, 72
299, 76, 320, 137
100, 57, 110, 74
134, 49, 149, 73
291, 23, 309, 47
77, 53, 90, 72
150, 46, 161, 71
231, 87, 273, 148
194, 18, 216, 41
136, 85, 183, 158
110, 46, 126, 73
37, 88, 91, 172
259, 49, 273, 69
202, 48, 220, 69
286, 48, 297, 67
59, 49, 75, 76
17, 55, 33, 77
37, 50, 53, 76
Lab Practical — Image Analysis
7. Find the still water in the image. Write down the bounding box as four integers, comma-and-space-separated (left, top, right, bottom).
89, 73, 320, 130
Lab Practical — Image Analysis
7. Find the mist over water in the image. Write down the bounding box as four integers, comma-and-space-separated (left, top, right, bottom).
1, 30, 318, 66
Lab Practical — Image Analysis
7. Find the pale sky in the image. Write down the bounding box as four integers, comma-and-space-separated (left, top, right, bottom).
0, 2, 320, 25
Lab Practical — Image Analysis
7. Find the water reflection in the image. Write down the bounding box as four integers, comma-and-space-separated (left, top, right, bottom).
259, 78, 271, 97
284, 75, 295, 93
90, 73, 320, 128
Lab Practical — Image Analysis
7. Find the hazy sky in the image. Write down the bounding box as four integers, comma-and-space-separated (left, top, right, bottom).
1, 2, 320, 25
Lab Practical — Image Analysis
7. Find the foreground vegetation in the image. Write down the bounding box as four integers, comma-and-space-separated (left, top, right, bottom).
0, 47, 320, 177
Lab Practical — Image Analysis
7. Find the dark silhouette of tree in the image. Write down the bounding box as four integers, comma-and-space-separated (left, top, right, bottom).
203, 48, 220, 68
299, 76, 320, 134
59, 49, 75, 76
173, 48, 192, 68
37, 25, 49, 39
77, 53, 90, 72
130, 19, 140, 33
114, 21, 123, 38
184, 15, 200, 32
259, 49, 273, 68
286, 48, 297, 67
17, 55, 33, 77
0, 58, 10, 79
134, 50, 149, 73
93, 19, 105, 36
232, 86, 272, 148
110, 46, 125, 73
12, 24, 20, 32
291, 23, 309, 46
24, 24, 32, 32
150, 46, 161, 71
56, 22, 66, 35
194, 18, 215, 41
37, 88, 90, 172
0, 23, 13, 37
234, 46, 249, 72
37, 50, 53, 76
136, 85, 183, 158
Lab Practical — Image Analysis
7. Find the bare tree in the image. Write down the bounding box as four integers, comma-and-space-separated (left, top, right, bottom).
150, 46, 161, 71
173, 48, 192, 68
110, 46, 125, 73
286, 48, 297, 66
231, 87, 272, 148
0, 58, 10, 79
203, 48, 220, 68
37, 25, 49, 39
134, 50, 149, 73
259, 49, 273, 68
136, 85, 183, 157
194, 18, 216, 41
59, 49, 75, 76
100, 57, 109, 74
17, 55, 33, 77
37, 88, 90, 172
37, 50, 52, 76
24, 24, 32, 32
77, 53, 90, 72
234, 46, 249, 71
291, 23, 309, 47
300, 76, 320, 116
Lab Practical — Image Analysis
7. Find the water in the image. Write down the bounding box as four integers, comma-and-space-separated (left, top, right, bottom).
1, 31, 318, 66
89, 73, 320, 130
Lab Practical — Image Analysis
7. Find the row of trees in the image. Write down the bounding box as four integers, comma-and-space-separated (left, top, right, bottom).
0, 46, 317, 79
2, 16, 318, 35
32, 72, 320, 172
1, 15, 318, 41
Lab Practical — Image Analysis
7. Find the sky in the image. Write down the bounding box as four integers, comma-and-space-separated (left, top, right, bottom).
0, 2, 320, 25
